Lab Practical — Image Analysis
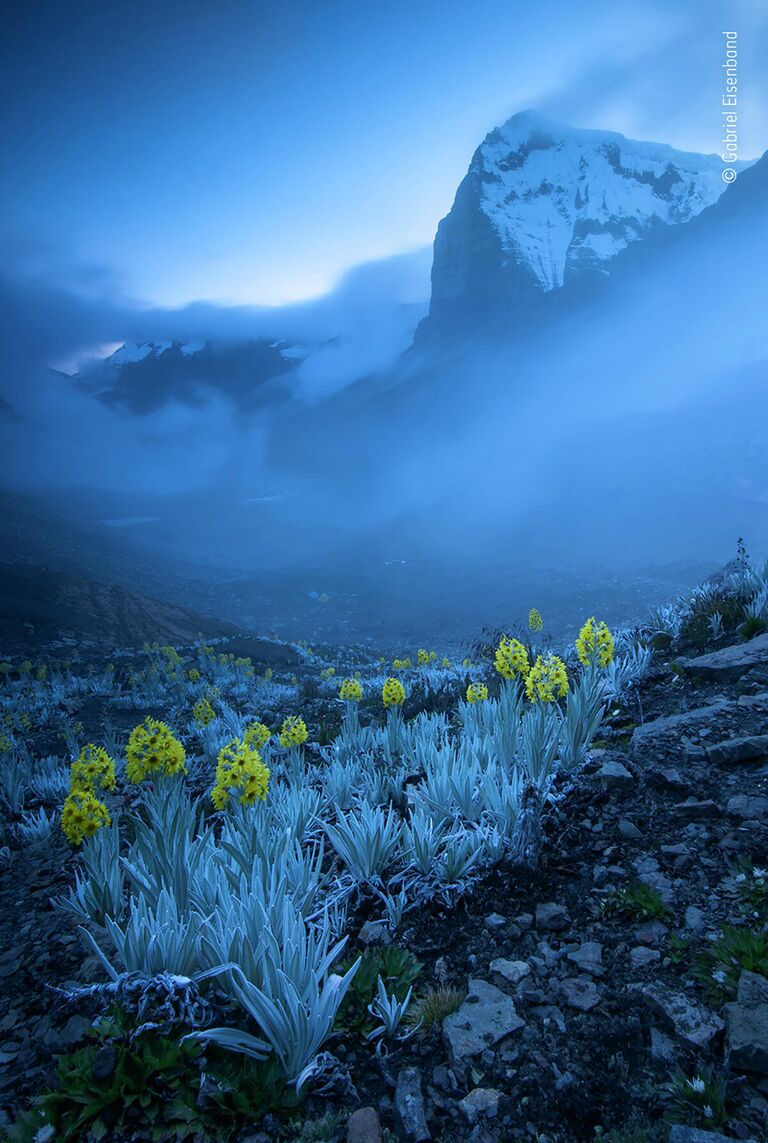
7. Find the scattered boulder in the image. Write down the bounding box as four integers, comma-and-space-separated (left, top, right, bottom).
566, 941, 604, 977
707, 735, 768, 767
629, 946, 660, 969
394, 1068, 430, 1142
597, 758, 635, 792
669, 1128, 757, 1143
634, 920, 669, 946
676, 634, 768, 681
684, 906, 705, 931
725, 1002, 768, 1074
630, 702, 734, 759
559, 977, 600, 1011
656, 767, 689, 790
443, 979, 525, 1080
358, 919, 390, 947
738, 971, 768, 1006
347, 1107, 383, 1143
618, 818, 643, 840
535, 902, 570, 932
671, 798, 721, 821
490, 959, 531, 988
639, 982, 724, 1048
459, 1088, 501, 1123
727, 794, 768, 819
724, 973, 768, 1075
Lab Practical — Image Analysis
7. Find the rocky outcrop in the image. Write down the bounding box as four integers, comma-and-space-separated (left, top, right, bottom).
676, 633, 768, 681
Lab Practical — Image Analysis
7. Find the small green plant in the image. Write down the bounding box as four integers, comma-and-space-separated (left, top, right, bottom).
666, 931, 692, 966
730, 859, 768, 923
607, 880, 670, 921
336, 945, 422, 1033
8, 1005, 301, 1143
740, 615, 768, 640
692, 924, 768, 1003
280, 1109, 345, 1141
680, 589, 745, 648
666, 1066, 728, 1130
9, 1021, 201, 1142
405, 985, 466, 1032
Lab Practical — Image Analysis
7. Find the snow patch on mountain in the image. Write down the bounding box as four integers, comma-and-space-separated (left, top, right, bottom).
110, 342, 153, 365
475, 110, 745, 292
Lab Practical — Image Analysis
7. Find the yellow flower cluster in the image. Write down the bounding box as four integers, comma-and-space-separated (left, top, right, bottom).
211, 738, 270, 809
525, 654, 569, 703
494, 637, 530, 680
280, 715, 308, 748
392, 657, 412, 671
382, 677, 406, 708
188, 668, 201, 682
417, 649, 437, 666
528, 608, 543, 632
70, 743, 116, 794
320, 666, 336, 680
576, 617, 615, 668
61, 743, 116, 845
61, 790, 111, 846
244, 721, 271, 749
192, 696, 216, 726
340, 677, 362, 702
442, 658, 451, 668
466, 682, 489, 704
125, 718, 186, 783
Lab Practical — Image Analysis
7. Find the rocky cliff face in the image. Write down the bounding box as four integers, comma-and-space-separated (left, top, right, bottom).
422, 110, 748, 337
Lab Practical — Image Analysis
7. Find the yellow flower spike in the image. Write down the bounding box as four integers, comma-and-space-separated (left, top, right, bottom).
125, 718, 186, 783
188, 668, 201, 682
192, 696, 216, 726
280, 715, 308, 749
61, 789, 110, 846
466, 682, 489, 704
340, 677, 362, 703
244, 721, 271, 749
417, 649, 430, 666
528, 608, 543, 633
210, 783, 230, 810
576, 617, 614, 668
494, 637, 530, 680
525, 654, 569, 703
382, 677, 406, 708
442, 658, 451, 668
212, 737, 270, 810
70, 744, 116, 794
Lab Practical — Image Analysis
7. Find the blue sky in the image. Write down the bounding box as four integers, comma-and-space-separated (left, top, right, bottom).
2, 0, 765, 306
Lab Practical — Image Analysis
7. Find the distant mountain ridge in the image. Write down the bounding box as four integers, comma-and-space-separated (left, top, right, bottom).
74, 337, 308, 414
420, 109, 754, 337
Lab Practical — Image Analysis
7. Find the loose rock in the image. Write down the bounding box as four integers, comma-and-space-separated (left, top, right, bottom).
394, 1067, 431, 1142
443, 979, 525, 1080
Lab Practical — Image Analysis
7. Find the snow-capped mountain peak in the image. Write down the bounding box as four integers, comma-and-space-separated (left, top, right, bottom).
108, 340, 178, 365
424, 110, 754, 333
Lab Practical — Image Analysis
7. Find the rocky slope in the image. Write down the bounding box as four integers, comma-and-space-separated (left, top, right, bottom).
4, 628, 768, 1140
0, 562, 241, 653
